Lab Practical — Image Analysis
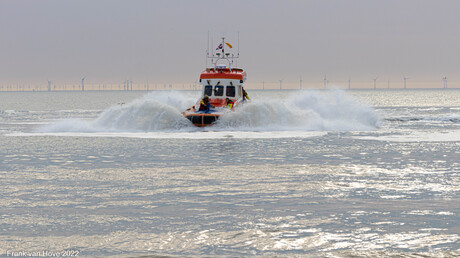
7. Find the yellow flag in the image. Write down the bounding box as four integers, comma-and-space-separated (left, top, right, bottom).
225, 42, 233, 48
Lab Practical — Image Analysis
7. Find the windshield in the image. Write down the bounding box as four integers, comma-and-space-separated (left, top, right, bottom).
204, 85, 213, 96
215, 86, 224, 96
226, 86, 236, 97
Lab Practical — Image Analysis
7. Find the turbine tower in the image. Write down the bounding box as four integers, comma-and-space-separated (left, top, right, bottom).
323, 75, 327, 89
299, 76, 302, 90
81, 76, 86, 91
403, 75, 410, 89
279, 79, 282, 90
442, 76, 448, 89
348, 78, 351, 90
47, 80, 51, 92
373, 77, 378, 90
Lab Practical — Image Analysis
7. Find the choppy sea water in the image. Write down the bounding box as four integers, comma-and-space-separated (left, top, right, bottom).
0, 89, 459, 257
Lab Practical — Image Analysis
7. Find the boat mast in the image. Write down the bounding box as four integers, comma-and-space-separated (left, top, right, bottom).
221, 37, 225, 56
207, 35, 239, 70
237, 31, 240, 67
206, 31, 209, 68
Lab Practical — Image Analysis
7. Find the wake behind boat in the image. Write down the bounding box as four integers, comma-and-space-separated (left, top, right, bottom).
183, 37, 249, 127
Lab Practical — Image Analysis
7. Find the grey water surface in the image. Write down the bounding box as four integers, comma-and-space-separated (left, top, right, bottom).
0, 89, 459, 257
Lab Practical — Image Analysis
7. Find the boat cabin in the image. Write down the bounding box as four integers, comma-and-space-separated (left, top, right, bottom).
199, 65, 247, 107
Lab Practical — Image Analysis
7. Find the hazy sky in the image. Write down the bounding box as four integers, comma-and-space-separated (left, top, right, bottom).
1, 0, 459, 88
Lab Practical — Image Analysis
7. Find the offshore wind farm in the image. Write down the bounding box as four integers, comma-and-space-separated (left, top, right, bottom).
0, 75, 457, 92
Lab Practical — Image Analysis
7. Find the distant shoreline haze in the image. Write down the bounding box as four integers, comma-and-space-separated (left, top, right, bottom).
0, 81, 457, 91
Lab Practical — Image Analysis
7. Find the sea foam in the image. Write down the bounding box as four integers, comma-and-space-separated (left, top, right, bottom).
37, 90, 380, 133
216, 90, 379, 131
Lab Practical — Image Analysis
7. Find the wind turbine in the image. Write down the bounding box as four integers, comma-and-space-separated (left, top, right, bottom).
373, 77, 378, 90
442, 76, 448, 89
403, 75, 409, 89
279, 79, 283, 90
323, 75, 328, 89
47, 80, 52, 92
81, 76, 86, 91
299, 76, 302, 90
348, 78, 351, 90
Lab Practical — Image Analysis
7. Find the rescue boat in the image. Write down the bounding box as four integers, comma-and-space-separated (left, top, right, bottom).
183, 37, 248, 127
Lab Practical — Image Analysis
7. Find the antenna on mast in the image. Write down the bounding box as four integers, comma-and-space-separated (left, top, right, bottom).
237, 31, 240, 67
238, 32, 240, 57
221, 37, 225, 55
206, 31, 209, 68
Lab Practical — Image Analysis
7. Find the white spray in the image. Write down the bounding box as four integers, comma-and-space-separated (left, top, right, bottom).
38, 90, 379, 133
216, 90, 379, 131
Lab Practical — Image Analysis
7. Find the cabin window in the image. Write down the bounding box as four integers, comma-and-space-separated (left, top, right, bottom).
214, 85, 224, 96
226, 86, 236, 97
204, 85, 213, 96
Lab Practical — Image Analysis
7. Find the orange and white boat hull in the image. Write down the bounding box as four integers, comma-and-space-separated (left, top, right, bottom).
183, 109, 221, 127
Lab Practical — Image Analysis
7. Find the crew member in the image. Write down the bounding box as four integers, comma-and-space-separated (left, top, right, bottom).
226, 98, 234, 109
199, 95, 213, 112
242, 87, 250, 101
